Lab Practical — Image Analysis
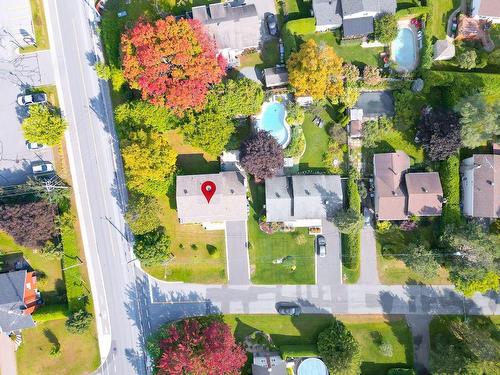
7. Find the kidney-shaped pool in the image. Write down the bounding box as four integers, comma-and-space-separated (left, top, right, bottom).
255, 101, 290, 147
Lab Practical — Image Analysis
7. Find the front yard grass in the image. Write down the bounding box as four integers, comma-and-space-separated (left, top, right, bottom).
22, 0, 49, 53
248, 180, 315, 285
16, 319, 100, 375
225, 314, 414, 375
239, 39, 280, 69
144, 130, 227, 283
376, 219, 451, 285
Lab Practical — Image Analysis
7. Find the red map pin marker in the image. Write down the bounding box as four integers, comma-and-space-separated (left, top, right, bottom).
201, 181, 216, 203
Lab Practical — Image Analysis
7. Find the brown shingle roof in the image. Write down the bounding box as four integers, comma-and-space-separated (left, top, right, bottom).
477, 0, 500, 17
374, 151, 410, 220
406, 172, 443, 216
472, 154, 500, 218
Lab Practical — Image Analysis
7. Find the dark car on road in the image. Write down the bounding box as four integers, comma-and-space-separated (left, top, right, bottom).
276, 302, 301, 316
316, 235, 326, 257
265, 13, 278, 36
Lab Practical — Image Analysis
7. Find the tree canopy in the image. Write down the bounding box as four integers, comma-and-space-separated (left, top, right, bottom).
121, 16, 226, 113
333, 208, 364, 235
133, 227, 171, 266
404, 243, 440, 280
22, 104, 68, 146
125, 195, 163, 235
374, 13, 398, 44
287, 39, 344, 100
121, 130, 177, 196
114, 100, 179, 135
456, 94, 500, 148
362, 65, 382, 86
317, 318, 361, 374
416, 107, 461, 161
362, 116, 392, 147
456, 50, 477, 70
153, 318, 246, 375
240, 130, 284, 180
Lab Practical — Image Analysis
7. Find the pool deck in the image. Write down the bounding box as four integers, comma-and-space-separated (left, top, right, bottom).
391, 20, 419, 73
254, 96, 292, 149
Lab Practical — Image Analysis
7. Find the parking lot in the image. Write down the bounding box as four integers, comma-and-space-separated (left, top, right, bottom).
0, 0, 55, 186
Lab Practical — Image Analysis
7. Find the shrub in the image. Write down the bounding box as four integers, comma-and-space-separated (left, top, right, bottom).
65, 309, 93, 334
387, 369, 416, 375
328, 124, 347, 144
379, 340, 393, 357
439, 154, 461, 227
362, 65, 382, 86
286, 101, 305, 125
94, 62, 111, 80
125, 195, 162, 235
377, 221, 392, 233
206, 245, 220, 259
343, 63, 360, 85
284, 127, 306, 158
374, 13, 398, 44
322, 140, 345, 174
40, 241, 64, 259
456, 50, 477, 70
133, 227, 172, 266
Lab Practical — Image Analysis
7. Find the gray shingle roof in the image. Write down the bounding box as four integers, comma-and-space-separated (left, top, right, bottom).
0, 271, 35, 333
264, 67, 289, 88
176, 172, 247, 223
355, 91, 395, 118
313, 0, 343, 28
342, 16, 374, 37
192, 4, 261, 50
265, 175, 343, 222
342, 0, 396, 16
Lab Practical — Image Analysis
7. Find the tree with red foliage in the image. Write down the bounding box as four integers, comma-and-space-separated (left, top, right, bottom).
157, 318, 246, 375
121, 16, 226, 114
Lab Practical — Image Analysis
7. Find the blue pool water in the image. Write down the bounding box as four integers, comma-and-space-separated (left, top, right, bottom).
393, 27, 416, 71
297, 358, 328, 375
256, 102, 289, 146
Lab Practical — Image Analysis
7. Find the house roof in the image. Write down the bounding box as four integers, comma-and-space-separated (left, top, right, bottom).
176, 172, 247, 223
0, 271, 35, 333
265, 175, 343, 222
472, 154, 500, 218
192, 3, 261, 51
355, 91, 395, 118
349, 120, 363, 137
349, 108, 364, 121
433, 38, 456, 60
374, 151, 410, 220
313, 0, 342, 28
476, 0, 500, 17
252, 352, 287, 375
406, 172, 443, 216
264, 67, 289, 88
343, 16, 374, 37
342, 0, 397, 16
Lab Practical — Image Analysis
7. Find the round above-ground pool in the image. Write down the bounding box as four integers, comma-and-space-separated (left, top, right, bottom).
255, 101, 290, 147
392, 27, 417, 71
297, 358, 328, 375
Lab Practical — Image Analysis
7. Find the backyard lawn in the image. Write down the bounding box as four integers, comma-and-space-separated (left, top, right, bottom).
248, 181, 315, 284
429, 0, 460, 40
144, 130, 227, 283
376, 219, 451, 285
22, 0, 49, 53
225, 314, 414, 375
299, 114, 331, 172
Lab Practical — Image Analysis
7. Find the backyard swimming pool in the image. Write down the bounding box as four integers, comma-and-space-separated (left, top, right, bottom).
392, 27, 417, 71
255, 101, 290, 147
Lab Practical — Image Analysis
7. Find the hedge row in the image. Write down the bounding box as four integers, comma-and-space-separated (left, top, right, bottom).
342, 171, 361, 272
439, 154, 462, 228
33, 303, 68, 323
395, 6, 430, 18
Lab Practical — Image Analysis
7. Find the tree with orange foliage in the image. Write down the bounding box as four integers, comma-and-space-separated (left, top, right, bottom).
287, 39, 344, 101
121, 16, 226, 114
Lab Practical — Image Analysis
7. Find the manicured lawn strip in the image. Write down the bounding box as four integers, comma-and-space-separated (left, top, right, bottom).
248, 181, 315, 284
239, 39, 280, 69
145, 129, 227, 283
22, 0, 49, 53
284, 0, 312, 20
376, 219, 450, 285
224, 314, 414, 374
299, 114, 331, 172
428, 0, 460, 40
16, 319, 100, 375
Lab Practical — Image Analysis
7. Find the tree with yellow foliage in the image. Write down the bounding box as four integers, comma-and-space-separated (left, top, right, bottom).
287, 39, 344, 100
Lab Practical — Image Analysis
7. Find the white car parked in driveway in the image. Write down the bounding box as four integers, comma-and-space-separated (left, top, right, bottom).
17, 92, 47, 106
31, 161, 54, 174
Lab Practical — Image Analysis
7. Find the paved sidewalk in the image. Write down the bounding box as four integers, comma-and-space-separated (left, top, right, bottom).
358, 225, 380, 285
225, 220, 251, 285
0, 334, 17, 375
406, 315, 432, 375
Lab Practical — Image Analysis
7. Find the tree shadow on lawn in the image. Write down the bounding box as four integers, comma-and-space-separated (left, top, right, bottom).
43, 328, 60, 349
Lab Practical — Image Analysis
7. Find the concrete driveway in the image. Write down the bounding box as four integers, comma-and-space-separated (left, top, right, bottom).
225, 220, 251, 285
316, 219, 342, 285
0, 0, 55, 187
0, 333, 17, 375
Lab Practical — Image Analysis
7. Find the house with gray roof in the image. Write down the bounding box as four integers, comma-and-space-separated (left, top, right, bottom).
312, 0, 343, 32
265, 175, 343, 227
461, 154, 500, 218
176, 171, 247, 228
192, 2, 261, 64
252, 352, 287, 375
0, 270, 39, 334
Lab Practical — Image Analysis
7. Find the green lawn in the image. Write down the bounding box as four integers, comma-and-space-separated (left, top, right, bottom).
21, 0, 49, 53
429, 0, 460, 40
16, 319, 100, 375
239, 39, 280, 69
248, 180, 315, 284
283, 0, 312, 20
376, 219, 451, 285
299, 114, 331, 172
144, 130, 227, 283
225, 314, 414, 375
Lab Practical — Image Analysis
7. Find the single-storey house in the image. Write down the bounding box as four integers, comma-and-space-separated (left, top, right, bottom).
265, 175, 343, 227
192, 3, 261, 64
461, 154, 500, 218
264, 67, 289, 88
0, 270, 40, 335
176, 171, 247, 228
472, 0, 500, 23
374, 151, 443, 220
252, 352, 287, 375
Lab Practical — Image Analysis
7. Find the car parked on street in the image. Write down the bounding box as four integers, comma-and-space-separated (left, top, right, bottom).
26, 141, 45, 150
276, 302, 301, 316
31, 161, 54, 175
265, 13, 278, 36
316, 235, 326, 257
17, 92, 47, 106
